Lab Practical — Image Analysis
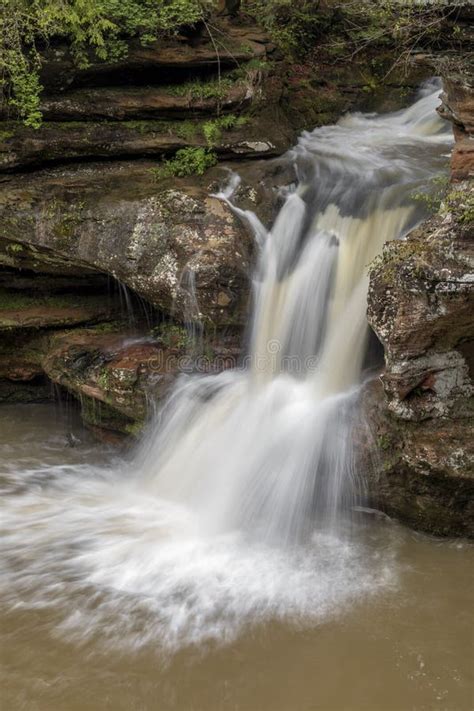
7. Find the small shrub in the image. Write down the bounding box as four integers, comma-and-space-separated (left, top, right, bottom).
202, 114, 248, 146
150, 147, 218, 179
242, 0, 333, 58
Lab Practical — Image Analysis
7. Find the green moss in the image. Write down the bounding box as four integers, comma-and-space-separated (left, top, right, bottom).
95, 371, 107, 390
124, 419, 145, 437
377, 433, 392, 451
0, 289, 41, 310
6, 243, 24, 253
121, 119, 198, 140
411, 175, 449, 213
443, 188, 474, 225
80, 394, 134, 432
0, 288, 105, 311
41, 199, 86, 246
149, 147, 217, 180
85, 321, 125, 334
202, 114, 248, 146
151, 322, 188, 349
368, 238, 428, 285
164, 77, 235, 101
0, 130, 14, 142
53, 216, 78, 242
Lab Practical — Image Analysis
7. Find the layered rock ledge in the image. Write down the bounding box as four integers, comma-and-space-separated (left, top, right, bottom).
365, 183, 473, 536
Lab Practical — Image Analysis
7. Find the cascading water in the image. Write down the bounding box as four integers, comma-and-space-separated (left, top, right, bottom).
136, 79, 452, 543
0, 81, 453, 652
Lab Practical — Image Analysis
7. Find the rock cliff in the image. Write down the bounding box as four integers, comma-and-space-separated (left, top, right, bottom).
365, 67, 473, 537
1, 1, 472, 539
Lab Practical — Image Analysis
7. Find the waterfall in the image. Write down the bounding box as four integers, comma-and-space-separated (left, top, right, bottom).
136, 81, 452, 544
0, 81, 453, 652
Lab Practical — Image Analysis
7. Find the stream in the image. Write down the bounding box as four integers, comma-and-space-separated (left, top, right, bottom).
1, 81, 472, 711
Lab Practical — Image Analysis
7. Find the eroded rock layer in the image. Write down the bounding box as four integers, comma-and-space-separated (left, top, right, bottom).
365, 85, 473, 537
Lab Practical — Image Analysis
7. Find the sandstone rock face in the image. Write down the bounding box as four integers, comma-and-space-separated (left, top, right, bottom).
368, 196, 474, 422
0, 9, 284, 438
37, 21, 268, 92
360, 379, 474, 538
366, 183, 474, 536
438, 72, 474, 181
24, 83, 253, 122
0, 15, 287, 172
0, 115, 288, 172
0, 162, 252, 327
363, 59, 474, 538
1, 5, 470, 456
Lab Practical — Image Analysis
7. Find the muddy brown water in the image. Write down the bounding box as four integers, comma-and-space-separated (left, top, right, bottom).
0, 404, 472, 711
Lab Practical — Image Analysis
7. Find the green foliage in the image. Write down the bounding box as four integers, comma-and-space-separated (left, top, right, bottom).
165, 77, 235, 101
443, 188, 474, 225
151, 323, 188, 349
328, 0, 452, 70
0, 128, 14, 142
411, 175, 449, 213
242, 0, 333, 58
150, 146, 217, 179
244, 0, 451, 63
1, 0, 216, 126
202, 114, 248, 145
6, 243, 24, 253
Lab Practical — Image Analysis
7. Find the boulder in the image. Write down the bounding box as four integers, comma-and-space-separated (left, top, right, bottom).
360, 379, 474, 538
365, 183, 474, 536
367, 189, 474, 421
0, 161, 253, 327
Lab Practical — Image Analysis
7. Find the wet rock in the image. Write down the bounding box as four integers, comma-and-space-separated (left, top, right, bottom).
0, 289, 118, 330
438, 71, 474, 181
0, 162, 253, 327
40, 325, 242, 435
367, 193, 474, 421
0, 378, 52, 404
360, 379, 474, 538
42, 331, 164, 429
0, 330, 52, 403
366, 60, 473, 536
366, 182, 474, 536
0, 115, 287, 172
